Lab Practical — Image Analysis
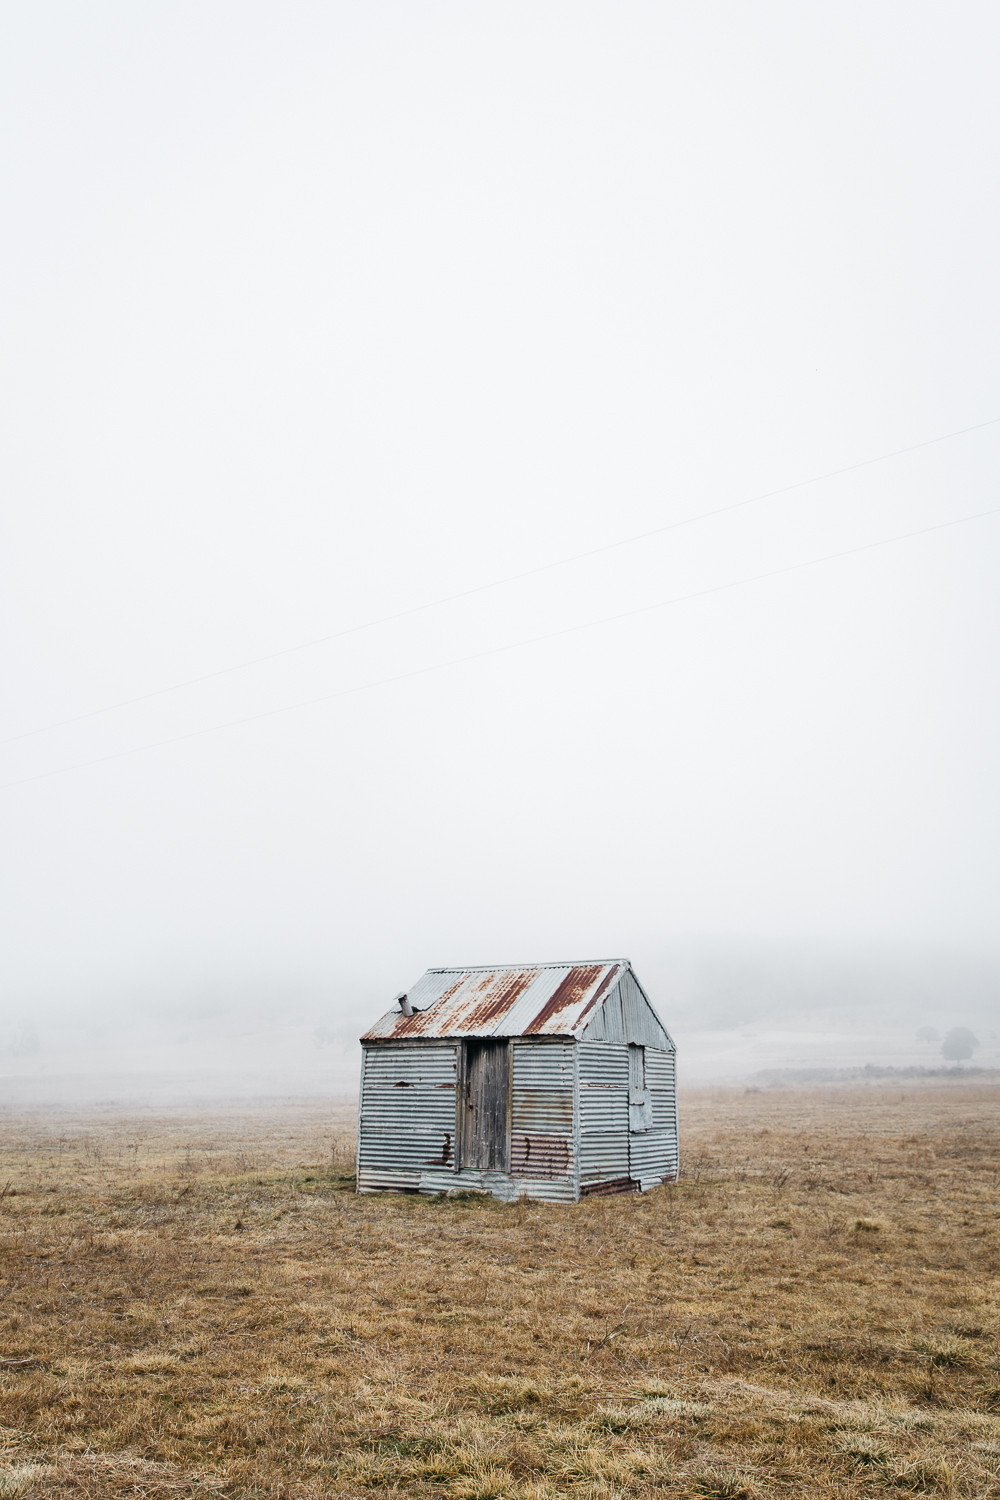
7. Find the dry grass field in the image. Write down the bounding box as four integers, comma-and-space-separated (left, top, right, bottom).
1, 1081, 999, 1498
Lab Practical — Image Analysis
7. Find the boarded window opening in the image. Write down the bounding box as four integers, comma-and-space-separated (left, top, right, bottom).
459, 1039, 510, 1170
628, 1044, 651, 1132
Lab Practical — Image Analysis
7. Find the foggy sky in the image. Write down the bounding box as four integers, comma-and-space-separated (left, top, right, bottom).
1, 3, 998, 1067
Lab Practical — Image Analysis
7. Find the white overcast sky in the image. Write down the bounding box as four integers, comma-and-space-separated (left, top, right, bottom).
1, 2, 998, 1025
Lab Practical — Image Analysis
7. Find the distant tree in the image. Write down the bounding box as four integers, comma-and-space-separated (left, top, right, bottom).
941, 1027, 979, 1063
915, 1026, 940, 1044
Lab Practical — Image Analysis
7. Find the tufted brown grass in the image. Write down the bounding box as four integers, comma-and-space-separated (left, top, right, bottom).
0, 1082, 998, 1496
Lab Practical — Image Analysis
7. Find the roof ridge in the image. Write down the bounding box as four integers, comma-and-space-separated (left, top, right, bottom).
425, 958, 629, 974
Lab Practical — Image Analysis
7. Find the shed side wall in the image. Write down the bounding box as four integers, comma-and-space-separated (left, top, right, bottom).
579, 1042, 678, 1191
629, 1047, 679, 1188
582, 973, 673, 1050
579, 1042, 630, 1188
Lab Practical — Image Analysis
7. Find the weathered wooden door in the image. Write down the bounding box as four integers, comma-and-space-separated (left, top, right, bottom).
460, 1040, 510, 1170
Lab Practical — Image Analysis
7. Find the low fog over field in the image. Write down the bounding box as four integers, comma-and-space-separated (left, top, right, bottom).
1, 4, 998, 1106
3, 940, 997, 1106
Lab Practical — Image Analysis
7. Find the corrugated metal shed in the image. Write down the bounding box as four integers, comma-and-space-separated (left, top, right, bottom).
357, 958, 678, 1203
361, 960, 627, 1041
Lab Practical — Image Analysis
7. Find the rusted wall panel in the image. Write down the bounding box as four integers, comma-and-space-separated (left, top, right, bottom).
581, 1176, 638, 1196
510, 1132, 569, 1178
510, 1040, 573, 1185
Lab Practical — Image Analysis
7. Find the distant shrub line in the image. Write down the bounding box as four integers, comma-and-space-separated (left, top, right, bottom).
746, 1063, 999, 1085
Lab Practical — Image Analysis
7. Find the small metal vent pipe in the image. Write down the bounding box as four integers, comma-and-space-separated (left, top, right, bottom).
395, 992, 413, 1017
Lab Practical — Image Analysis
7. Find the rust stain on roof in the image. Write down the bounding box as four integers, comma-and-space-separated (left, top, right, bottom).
462, 968, 540, 1026
568, 963, 618, 1029
523, 964, 605, 1034
385, 1010, 429, 1037
379, 976, 466, 1038
373, 969, 546, 1039
360, 959, 631, 1041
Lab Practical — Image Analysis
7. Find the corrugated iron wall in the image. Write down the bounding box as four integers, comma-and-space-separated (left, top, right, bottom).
580, 971, 673, 1050
357, 1031, 675, 1201
629, 1047, 678, 1188
582, 989, 625, 1043
620, 968, 674, 1049
358, 1039, 579, 1202
579, 1041, 678, 1193
357, 1044, 458, 1192
579, 1041, 630, 1190
509, 1040, 577, 1201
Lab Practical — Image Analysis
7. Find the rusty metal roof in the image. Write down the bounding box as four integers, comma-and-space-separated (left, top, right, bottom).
361, 960, 630, 1042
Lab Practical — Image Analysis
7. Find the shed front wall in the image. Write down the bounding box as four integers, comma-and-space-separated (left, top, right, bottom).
358, 1039, 578, 1201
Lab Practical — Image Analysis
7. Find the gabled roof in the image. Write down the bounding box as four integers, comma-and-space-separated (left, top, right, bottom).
361, 960, 630, 1041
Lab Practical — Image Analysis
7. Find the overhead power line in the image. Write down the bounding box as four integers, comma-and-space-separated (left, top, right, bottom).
2, 500, 997, 794
2, 413, 998, 749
